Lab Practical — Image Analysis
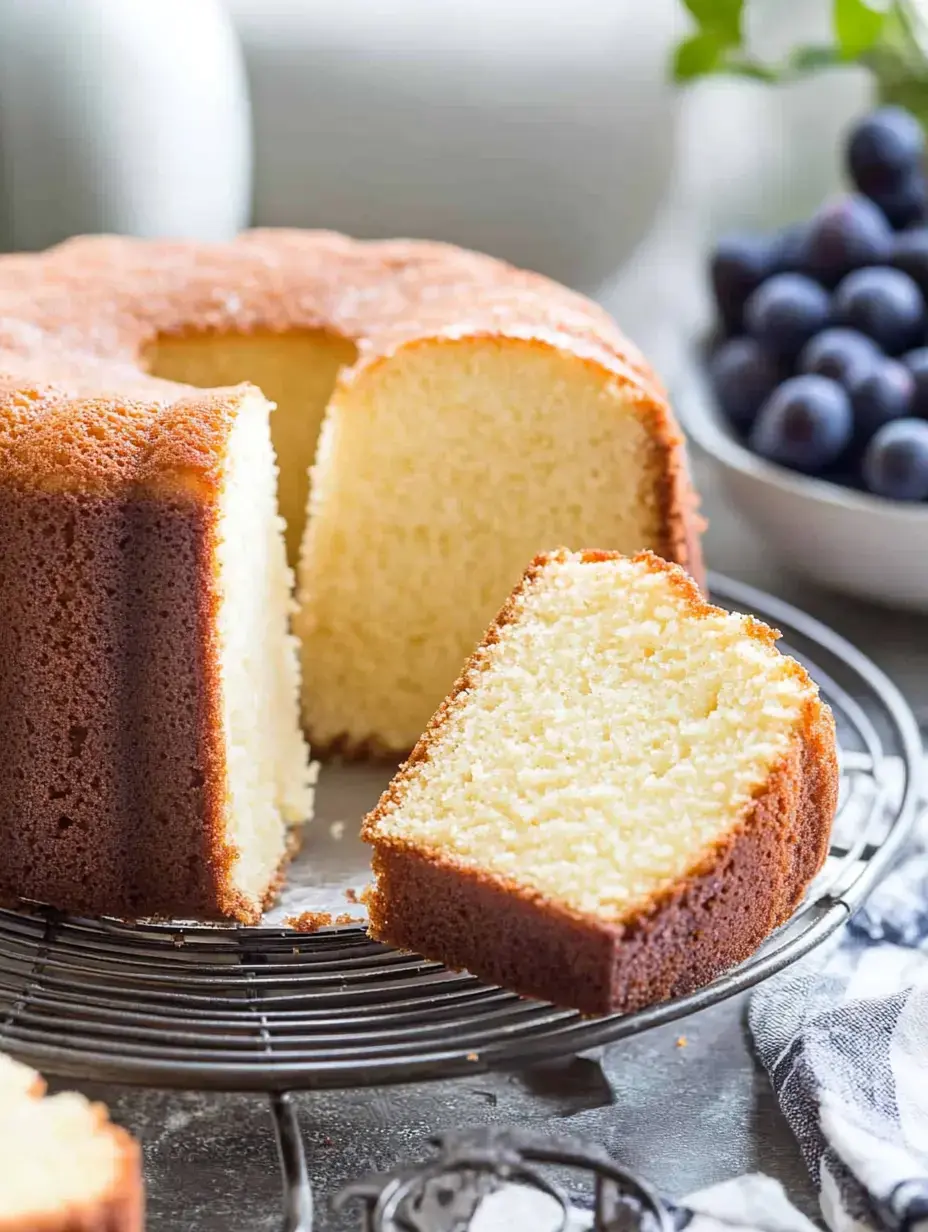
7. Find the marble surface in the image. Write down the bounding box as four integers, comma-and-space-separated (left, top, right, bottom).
61, 462, 927, 1230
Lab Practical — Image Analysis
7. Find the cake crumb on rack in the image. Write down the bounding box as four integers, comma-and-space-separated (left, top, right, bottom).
285, 910, 364, 932
329, 820, 345, 840
676, 1036, 688, 1049
345, 887, 359, 904
286, 911, 333, 932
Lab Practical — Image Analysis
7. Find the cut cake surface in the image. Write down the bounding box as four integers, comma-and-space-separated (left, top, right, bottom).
363, 550, 839, 1015
0, 230, 702, 764
0, 229, 703, 923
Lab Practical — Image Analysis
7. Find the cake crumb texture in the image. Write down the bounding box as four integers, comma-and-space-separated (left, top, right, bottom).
285, 910, 361, 932
0, 228, 702, 921
364, 550, 838, 1015
0, 1053, 142, 1231
0, 229, 702, 760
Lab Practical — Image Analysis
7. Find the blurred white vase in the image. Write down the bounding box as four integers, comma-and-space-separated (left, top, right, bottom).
227, 0, 683, 292
0, 0, 251, 250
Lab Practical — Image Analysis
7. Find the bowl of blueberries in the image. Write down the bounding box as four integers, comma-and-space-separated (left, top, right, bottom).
682, 105, 928, 612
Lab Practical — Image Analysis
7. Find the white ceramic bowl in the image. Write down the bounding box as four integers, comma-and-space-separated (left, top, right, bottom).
677, 361, 928, 612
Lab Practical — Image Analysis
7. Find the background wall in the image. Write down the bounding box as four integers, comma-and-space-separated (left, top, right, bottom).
0, 0, 872, 381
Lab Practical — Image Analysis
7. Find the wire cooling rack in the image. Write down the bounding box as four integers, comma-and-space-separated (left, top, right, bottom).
0, 573, 921, 1097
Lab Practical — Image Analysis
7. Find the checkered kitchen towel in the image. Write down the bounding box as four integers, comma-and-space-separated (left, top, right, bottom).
746, 769, 928, 1232
583, 776, 928, 1232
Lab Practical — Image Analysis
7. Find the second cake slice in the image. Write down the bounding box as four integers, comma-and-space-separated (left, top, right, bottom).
363, 550, 838, 1015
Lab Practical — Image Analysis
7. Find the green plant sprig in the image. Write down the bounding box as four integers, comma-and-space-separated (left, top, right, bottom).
672, 0, 921, 86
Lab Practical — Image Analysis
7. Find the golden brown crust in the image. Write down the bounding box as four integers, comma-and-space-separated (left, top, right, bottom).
0, 234, 702, 922
0, 415, 252, 925
363, 550, 838, 1015
0, 1106, 143, 1232
0, 230, 701, 578
0, 230, 660, 388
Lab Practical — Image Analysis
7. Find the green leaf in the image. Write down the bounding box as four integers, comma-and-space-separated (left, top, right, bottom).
682, 0, 744, 43
672, 37, 785, 85
672, 31, 728, 81
788, 44, 847, 74
833, 0, 889, 60
717, 54, 782, 82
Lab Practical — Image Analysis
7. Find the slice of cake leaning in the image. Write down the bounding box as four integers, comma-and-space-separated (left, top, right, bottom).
0, 375, 312, 923
363, 550, 838, 1015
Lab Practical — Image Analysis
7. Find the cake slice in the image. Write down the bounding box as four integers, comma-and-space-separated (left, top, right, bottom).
0, 1054, 41, 1101
0, 1054, 142, 1231
0, 380, 312, 923
363, 550, 838, 1015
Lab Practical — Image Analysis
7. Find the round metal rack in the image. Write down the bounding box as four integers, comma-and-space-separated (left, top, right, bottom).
0, 574, 921, 1096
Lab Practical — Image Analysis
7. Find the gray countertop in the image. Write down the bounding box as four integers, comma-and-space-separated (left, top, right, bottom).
63, 464, 927, 1230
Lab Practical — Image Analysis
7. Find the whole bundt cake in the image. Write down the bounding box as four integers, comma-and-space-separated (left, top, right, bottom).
0, 230, 703, 923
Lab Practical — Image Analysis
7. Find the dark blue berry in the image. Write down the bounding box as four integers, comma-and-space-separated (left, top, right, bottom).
891, 227, 928, 296
799, 194, 893, 285
709, 233, 775, 333
849, 359, 914, 446
873, 166, 928, 230
750, 375, 852, 473
861, 418, 928, 500
847, 107, 925, 198
770, 222, 810, 273
832, 267, 925, 354
902, 346, 928, 418
744, 273, 831, 360
798, 327, 880, 387
708, 338, 781, 432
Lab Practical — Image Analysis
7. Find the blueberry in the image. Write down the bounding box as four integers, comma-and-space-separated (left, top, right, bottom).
832, 267, 925, 354
770, 222, 810, 274
847, 107, 925, 198
902, 346, 928, 417
709, 233, 775, 333
750, 375, 853, 473
708, 338, 781, 432
744, 273, 831, 360
798, 327, 880, 387
799, 194, 893, 285
849, 359, 914, 445
861, 418, 928, 500
891, 227, 928, 296
872, 166, 928, 230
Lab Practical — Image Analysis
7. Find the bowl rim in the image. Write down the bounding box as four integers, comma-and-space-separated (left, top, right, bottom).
677, 352, 928, 523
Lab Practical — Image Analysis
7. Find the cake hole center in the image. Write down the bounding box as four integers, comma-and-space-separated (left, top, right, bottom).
144, 329, 357, 568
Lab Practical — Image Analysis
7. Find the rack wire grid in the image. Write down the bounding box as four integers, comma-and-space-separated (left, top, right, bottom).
0, 573, 922, 1094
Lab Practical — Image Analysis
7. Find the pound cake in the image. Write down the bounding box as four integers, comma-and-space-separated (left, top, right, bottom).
0, 230, 701, 922
364, 550, 838, 1015
0, 379, 310, 923
0, 1054, 142, 1231
0, 1056, 41, 1102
